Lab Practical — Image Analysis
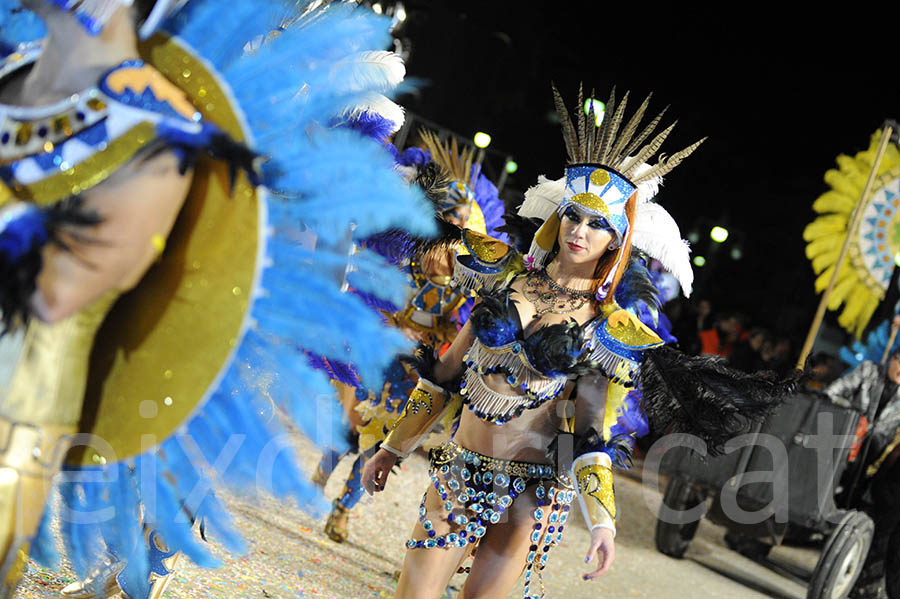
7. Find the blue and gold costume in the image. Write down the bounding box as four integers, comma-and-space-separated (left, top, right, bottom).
0, 1, 433, 596
378, 86, 793, 598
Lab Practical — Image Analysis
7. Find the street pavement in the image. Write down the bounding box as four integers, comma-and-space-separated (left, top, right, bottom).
16, 434, 822, 599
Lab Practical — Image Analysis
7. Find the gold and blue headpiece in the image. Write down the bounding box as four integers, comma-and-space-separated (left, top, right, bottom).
562, 163, 635, 245
524, 84, 706, 300
445, 180, 475, 212
419, 128, 478, 215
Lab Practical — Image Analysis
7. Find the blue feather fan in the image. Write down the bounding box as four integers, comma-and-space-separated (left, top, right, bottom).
16, 1, 436, 593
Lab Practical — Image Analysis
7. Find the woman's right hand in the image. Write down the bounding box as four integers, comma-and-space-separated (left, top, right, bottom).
362, 447, 398, 495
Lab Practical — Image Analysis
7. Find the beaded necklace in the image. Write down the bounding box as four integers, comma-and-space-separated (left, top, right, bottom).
522, 268, 593, 316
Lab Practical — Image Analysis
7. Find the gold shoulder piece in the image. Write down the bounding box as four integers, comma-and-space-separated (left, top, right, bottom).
460, 229, 511, 264
452, 229, 523, 293
605, 309, 664, 349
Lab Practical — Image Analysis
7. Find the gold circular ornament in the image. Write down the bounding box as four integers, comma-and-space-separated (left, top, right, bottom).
804, 129, 900, 337
590, 168, 611, 187
68, 34, 261, 465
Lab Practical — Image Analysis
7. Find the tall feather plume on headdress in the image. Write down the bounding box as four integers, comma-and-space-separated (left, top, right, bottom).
418, 128, 478, 212
519, 84, 705, 297
339, 50, 407, 136
551, 84, 705, 185
418, 128, 477, 187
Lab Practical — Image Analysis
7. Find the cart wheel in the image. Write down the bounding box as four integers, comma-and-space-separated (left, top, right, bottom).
655, 476, 703, 558
885, 522, 900, 599
808, 511, 875, 599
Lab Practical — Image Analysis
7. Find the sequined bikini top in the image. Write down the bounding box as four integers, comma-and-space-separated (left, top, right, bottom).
453, 229, 666, 424
459, 287, 598, 423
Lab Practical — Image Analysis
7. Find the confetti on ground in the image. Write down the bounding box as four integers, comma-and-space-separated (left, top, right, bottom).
15, 436, 818, 599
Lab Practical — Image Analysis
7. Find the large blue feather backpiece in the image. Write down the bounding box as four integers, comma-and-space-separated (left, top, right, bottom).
1, 0, 435, 593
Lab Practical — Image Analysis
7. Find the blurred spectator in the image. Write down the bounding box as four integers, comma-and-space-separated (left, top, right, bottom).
763, 335, 794, 376
699, 311, 745, 358
804, 352, 847, 389
729, 327, 771, 372
669, 296, 714, 355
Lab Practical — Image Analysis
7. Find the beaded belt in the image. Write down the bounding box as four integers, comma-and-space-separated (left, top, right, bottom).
412, 441, 577, 598
430, 441, 557, 480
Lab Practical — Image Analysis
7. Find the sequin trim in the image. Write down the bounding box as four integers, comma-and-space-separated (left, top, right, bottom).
408, 441, 576, 598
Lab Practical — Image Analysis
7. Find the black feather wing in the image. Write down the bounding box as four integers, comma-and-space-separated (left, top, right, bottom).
639, 345, 799, 453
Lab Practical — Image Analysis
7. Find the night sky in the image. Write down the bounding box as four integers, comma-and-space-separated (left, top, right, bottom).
391, 1, 900, 346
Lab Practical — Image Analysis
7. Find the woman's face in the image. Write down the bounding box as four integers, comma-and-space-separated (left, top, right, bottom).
557, 204, 616, 265
443, 203, 471, 229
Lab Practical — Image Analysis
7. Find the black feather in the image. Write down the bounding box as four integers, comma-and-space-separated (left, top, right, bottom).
615, 251, 661, 313
414, 161, 451, 213
639, 345, 799, 453
524, 320, 596, 377
169, 131, 260, 188
398, 342, 440, 380
496, 213, 543, 255
469, 287, 519, 345
1, 196, 102, 334
547, 427, 635, 476
471, 287, 596, 377
398, 342, 463, 392
575, 427, 636, 468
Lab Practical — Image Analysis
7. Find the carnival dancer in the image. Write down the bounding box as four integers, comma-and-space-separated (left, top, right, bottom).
0, 1, 432, 597
362, 85, 796, 598
314, 129, 506, 543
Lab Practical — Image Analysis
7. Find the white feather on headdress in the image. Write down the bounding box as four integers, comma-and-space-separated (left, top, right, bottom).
633, 163, 663, 204
518, 175, 566, 220
339, 51, 407, 132
344, 92, 405, 132
632, 202, 693, 297
341, 50, 407, 93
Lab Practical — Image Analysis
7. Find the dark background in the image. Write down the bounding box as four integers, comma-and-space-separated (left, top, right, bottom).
389, 1, 900, 344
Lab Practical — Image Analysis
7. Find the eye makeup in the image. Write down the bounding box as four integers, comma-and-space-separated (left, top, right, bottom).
562, 205, 610, 231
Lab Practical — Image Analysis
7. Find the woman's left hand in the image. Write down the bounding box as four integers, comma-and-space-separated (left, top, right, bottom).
583, 526, 615, 581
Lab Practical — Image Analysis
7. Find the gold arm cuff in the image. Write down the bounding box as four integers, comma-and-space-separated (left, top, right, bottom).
382, 378, 448, 458
573, 451, 616, 528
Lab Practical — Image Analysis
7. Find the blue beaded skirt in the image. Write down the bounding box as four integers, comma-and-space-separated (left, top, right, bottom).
408, 441, 576, 598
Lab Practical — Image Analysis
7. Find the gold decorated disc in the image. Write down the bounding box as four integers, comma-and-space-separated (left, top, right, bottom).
68, 34, 260, 465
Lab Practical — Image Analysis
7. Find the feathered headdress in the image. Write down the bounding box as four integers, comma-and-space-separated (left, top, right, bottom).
419, 128, 478, 214
519, 84, 704, 299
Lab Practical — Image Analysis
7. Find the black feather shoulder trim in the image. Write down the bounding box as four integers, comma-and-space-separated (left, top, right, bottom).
398, 342, 462, 393
1, 196, 102, 334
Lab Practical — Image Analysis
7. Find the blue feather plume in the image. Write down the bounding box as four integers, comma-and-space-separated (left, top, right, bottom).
0, 1, 46, 44
840, 318, 900, 371
29, 1, 436, 594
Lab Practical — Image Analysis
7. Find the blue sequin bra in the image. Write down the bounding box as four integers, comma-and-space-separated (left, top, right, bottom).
459, 288, 597, 424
